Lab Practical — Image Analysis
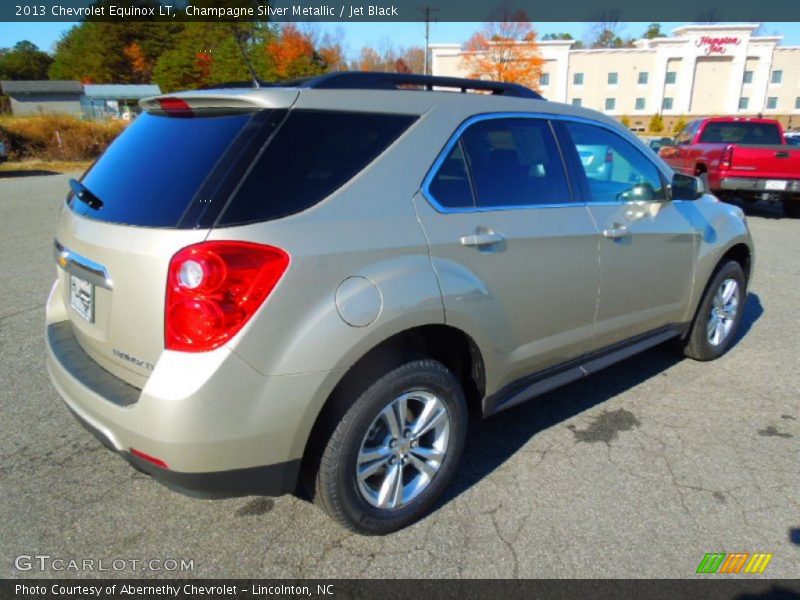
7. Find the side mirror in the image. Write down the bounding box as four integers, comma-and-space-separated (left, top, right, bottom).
671, 173, 703, 200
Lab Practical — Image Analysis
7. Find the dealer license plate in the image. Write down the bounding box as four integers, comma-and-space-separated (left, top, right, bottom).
70, 275, 94, 322
765, 180, 787, 191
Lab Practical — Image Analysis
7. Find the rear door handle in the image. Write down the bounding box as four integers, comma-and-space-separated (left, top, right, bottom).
602, 224, 629, 239
460, 231, 505, 247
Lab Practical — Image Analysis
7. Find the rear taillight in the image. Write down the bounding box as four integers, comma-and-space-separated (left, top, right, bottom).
165, 241, 290, 352
157, 96, 193, 116
720, 144, 735, 170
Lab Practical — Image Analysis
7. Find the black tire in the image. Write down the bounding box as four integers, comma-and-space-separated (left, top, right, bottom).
314, 359, 467, 535
782, 197, 800, 218
679, 260, 746, 361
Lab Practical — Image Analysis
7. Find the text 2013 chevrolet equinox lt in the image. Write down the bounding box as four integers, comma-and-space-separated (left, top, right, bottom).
45, 72, 754, 534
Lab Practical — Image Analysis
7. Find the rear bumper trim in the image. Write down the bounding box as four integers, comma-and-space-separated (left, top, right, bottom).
719, 177, 800, 193
69, 406, 300, 498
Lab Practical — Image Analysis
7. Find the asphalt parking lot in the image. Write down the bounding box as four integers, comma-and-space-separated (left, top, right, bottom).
1, 171, 798, 579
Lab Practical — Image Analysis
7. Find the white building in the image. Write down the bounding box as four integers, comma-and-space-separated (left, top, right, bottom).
431, 24, 800, 131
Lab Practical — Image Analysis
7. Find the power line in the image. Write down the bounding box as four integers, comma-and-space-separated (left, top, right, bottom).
419, 6, 439, 75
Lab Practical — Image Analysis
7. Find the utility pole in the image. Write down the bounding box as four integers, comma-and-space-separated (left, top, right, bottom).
419, 6, 439, 75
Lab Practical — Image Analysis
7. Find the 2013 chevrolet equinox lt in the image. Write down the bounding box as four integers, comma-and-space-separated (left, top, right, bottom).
45, 72, 754, 535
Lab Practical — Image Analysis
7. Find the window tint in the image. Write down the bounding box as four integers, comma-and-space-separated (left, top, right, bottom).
428, 141, 473, 209
675, 120, 697, 145
699, 121, 782, 145
458, 118, 570, 208
218, 110, 416, 226
70, 112, 252, 227
564, 122, 666, 203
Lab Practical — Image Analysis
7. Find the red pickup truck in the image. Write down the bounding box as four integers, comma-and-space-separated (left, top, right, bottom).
660, 117, 800, 217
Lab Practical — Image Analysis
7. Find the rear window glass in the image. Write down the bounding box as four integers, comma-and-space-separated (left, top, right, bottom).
217, 110, 416, 226
69, 112, 252, 227
699, 122, 782, 145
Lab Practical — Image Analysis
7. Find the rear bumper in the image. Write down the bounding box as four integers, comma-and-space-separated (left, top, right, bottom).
718, 177, 800, 194
45, 315, 330, 498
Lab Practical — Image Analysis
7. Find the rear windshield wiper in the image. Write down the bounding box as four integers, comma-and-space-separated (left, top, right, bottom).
69, 178, 104, 210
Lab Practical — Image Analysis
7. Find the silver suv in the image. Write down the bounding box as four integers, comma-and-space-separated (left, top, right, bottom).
46, 73, 754, 534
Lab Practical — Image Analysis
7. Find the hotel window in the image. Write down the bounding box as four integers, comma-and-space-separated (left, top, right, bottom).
742, 70, 753, 84
739, 97, 749, 110
571, 98, 582, 106
665, 71, 677, 85
539, 73, 550, 86
573, 72, 584, 85
796, 97, 800, 109
771, 70, 783, 84
637, 72, 648, 85
662, 97, 674, 110
766, 97, 778, 110
635, 98, 646, 110
608, 72, 618, 85
605, 98, 616, 111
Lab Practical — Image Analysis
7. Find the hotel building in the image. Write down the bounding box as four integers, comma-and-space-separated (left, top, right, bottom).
430, 24, 800, 132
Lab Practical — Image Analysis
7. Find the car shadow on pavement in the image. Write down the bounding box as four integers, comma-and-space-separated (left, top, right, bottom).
0, 169, 62, 178
435, 292, 764, 511
727, 198, 787, 220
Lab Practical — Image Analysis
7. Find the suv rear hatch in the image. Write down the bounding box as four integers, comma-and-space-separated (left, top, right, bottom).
54, 90, 296, 388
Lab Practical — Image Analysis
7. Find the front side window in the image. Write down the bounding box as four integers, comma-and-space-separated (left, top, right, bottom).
564, 121, 667, 203
427, 117, 571, 209
675, 121, 696, 145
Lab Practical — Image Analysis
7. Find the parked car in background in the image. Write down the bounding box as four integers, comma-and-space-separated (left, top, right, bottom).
785, 131, 800, 147
645, 136, 674, 153
0, 140, 7, 163
46, 73, 754, 534
660, 117, 800, 217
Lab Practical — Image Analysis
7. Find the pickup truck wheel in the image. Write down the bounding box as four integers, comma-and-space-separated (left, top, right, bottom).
314, 359, 467, 535
782, 197, 800, 218
680, 260, 746, 361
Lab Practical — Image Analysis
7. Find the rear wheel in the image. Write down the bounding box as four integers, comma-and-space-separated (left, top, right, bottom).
782, 196, 800, 218
314, 359, 467, 535
679, 260, 746, 361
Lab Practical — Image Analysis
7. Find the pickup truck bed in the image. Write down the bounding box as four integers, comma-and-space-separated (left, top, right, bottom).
660, 117, 800, 217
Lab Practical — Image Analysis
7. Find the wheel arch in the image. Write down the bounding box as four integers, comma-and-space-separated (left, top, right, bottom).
296, 324, 485, 495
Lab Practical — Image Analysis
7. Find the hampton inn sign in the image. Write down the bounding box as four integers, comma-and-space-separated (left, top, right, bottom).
431, 24, 800, 127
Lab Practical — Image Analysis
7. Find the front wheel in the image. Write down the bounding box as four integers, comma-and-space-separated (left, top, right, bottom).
314, 359, 467, 535
679, 260, 746, 361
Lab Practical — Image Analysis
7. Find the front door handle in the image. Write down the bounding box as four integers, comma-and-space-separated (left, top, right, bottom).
602, 224, 629, 239
460, 231, 505, 247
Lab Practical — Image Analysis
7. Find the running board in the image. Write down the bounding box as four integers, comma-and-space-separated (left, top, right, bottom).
485, 327, 682, 416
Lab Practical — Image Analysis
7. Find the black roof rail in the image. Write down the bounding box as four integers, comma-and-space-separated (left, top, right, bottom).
197, 71, 544, 100
295, 71, 544, 99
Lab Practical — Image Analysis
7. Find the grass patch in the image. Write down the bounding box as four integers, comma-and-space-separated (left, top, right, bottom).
0, 115, 126, 161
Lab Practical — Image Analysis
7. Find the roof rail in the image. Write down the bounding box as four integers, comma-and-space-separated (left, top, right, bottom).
200, 71, 543, 99
297, 71, 544, 99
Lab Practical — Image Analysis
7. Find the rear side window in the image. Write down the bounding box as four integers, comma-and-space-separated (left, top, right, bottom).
426, 117, 571, 210
699, 122, 782, 145
217, 110, 416, 226
70, 112, 252, 228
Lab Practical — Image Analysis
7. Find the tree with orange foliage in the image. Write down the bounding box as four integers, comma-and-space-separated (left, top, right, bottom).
123, 42, 152, 81
266, 24, 325, 79
461, 11, 544, 89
